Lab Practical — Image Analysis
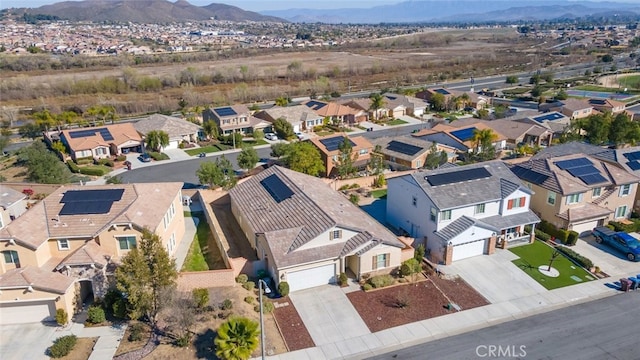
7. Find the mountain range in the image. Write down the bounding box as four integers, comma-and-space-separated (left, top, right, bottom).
11, 0, 284, 23
8, 0, 640, 24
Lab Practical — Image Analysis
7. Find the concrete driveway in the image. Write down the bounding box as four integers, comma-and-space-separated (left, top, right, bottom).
0, 323, 57, 360
574, 235, 640, 277
441, 249, 548, 303
289, 286, 370, 346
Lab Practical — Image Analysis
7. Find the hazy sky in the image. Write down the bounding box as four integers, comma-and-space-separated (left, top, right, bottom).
1, 0, 400, 11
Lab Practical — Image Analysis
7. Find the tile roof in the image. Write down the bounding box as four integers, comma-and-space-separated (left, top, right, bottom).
479, 210, 540, 230
255, 105, 322, 125
303, 100, 359, 117
560, 98, 592, 112
60, 123, 142, 151
228, 166, 404, 268
531, 142, 610, 160
0, 185, 26, 210
0, 183, 182, 250
310, 133, 373, 156
405, 160, 531, 210
435, 216, 497, 242
0, 266, 74, 294
56, 241, 110, 270
133, 114, 201, 140
369, 136, 433, 161
556, 202, 612, 222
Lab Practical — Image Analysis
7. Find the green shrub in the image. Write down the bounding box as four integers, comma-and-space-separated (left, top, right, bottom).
220, 299, 233, 310
192, 288, 209, 309
254, 301, 274, 313
116, 155, 127, 162
538, 220, 569, 243
369, 274, 395, 289
148, 151, 169, 161
363, 283, 373, 291
534, 229, 551, 242
567, 231, 579, 246
112, 298, 127, 319
55, 308, 68, 326
76, 157, 93, 165
338, 272, 348, 287
96, 158, 114, 167
414, 244, 426, 260
128, 323, 145, 342
235, 274, 248, 284
242, 281, 255, 291
556, 245, 594, 269
339, 184, 350, 191
66, 160, 80, 173
49, 335, 77, 358
87, 306, 106, 324
175, 334, 191, 347
400, 258, 421, 277
349, 183, 360, 189
278, 281, 290, 297
349, 193, 359, 204
244, 296, 254, 304
79, 167, 108, 176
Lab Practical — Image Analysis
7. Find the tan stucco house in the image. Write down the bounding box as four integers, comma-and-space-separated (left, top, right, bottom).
309, 134, 373, 177
57, 123, 144, 161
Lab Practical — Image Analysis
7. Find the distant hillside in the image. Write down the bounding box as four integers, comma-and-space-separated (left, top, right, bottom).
15, 0, 285, 23
261, 0, 638, 24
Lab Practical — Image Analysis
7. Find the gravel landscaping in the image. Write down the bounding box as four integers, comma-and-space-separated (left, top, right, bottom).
347, 275, 489, 333
272, 297, 315, 351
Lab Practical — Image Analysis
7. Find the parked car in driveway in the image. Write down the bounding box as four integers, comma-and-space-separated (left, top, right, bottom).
592, 227, 640, 261
265, 132, 278, 141
295, 132, 305, 140
138, 153, 151, 162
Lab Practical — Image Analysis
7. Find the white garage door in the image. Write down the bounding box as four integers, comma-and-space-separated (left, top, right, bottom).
452, 239, 487, 262
571, 220, 599, 237
165, 140, 180, 150
0, 301, 55, 325
286, 263, 336, 292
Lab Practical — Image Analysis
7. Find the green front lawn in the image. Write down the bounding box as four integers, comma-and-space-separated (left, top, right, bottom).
185, 144, 232, 156
371, 189, 387, 199
181, 211, 225, 271
510, 240, 595, 290
242, 139, 268, 146
386, 119, 408, 126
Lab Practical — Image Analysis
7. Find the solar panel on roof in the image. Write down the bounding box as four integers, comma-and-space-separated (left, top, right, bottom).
99, 128, 114, 141
567, 166, 599, 177
623, 151, 640, 161
215, 107, 237, 117
59, 201, 113, 215
628, 161, 640, 171
61, 189, 124, 203
260, 174, 294, 203
554, 158, 593, 170
69, 129, 97, 139
511, 166, 549, 185
590, 99, 606, 105
319, 136, 355, 152
435, 89, 450, 95
426, 167, 491, 186
305, 100, 327, 111
450, 127, 477, 142
386, 141, 422, 156
579, 173, 607, 185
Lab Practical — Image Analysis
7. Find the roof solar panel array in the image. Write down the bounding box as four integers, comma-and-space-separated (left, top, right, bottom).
215, 107, 237, 117
579, 173, 608, 185
386, 141, 422, 156
426, 167, 491, 186
319, 136, 355, 152
434, 89, 451, 95
623, 151, 640, 161
450, 127, 477, 142
554, 158, 593, 170
627, 161, 640, 171
58, 189, 124, 216
68, 128, 114, 141
511, 166, 549, 185
260, 174, 294, 203
305, 100, 327, 111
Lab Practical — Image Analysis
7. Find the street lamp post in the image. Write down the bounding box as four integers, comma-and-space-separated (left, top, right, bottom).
258, 279, 271, 360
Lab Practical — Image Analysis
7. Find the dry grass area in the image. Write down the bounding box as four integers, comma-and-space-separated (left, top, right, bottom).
138, 286, 286, 359
0, 157, 28, 182
114, 322, 153, 356
56, 337, 97, 360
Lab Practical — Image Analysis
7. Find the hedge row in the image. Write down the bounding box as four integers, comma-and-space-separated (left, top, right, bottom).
609, 219, 640, 233
67, 160, 80, 173
79, 167, 108, 176
95, 158, 114, 167
148, 151, 169, 161
556, 245, 594, 269
538, 220, 570, 243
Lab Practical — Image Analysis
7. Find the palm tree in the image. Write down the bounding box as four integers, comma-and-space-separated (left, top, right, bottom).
202, 121, 219, 140
472, 128, 498, 159
214, 317, 260, 360
145, 130, 169, 152
369, 93, 386, 120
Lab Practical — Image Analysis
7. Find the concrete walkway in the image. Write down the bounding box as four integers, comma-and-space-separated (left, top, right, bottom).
260, 269, 637, 360
173, 210, 199, 271
57, 321, 127, 360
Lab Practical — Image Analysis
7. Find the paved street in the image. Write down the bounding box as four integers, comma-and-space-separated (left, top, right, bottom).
367, 292, 640, 360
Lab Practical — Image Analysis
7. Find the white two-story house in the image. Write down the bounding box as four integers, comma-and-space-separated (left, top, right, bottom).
387, 161, 540, 264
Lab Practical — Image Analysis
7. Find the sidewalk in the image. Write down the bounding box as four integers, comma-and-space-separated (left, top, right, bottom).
56, 321, 127, 360
258, 271, 635, 360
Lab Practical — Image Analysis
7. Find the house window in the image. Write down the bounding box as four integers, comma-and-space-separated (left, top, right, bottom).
474, 203, 485, 214
359, 149, 368, 155
615, 205, 627, 219
412, 196, 417, 207
416, 160, 422, 168
565, 193, 583, 205
507, 197, 526, 209
117, 236, 137, 250
330, 230, 342, 240
619, 184, 632, 197
430, 207, 437, 222
440, 210, 452, 221
592, 187, 602, 198
373, 253, 389, 270
57, 239, 70, 251
547, 191, 556, 205
2, 250, 19, 265
332, 155, 338, 162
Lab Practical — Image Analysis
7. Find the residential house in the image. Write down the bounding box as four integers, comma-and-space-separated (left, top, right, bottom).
229, 166, 411, 292
369, 136, 456, 170
57, 123, 143, 161
412, 123, 507, 155
416, 88, 490, 110
525, 111, 571, 138
303, 100, 366, 125
511, 153, 639, 235
0, 183, 185, 325
203, 105, 270, 135
387, 161, 540, 264
552, 98, 593, 119
384, 93, 429, 117
0, 185, 28, 229
133, 114, 202, 150
588, 98, 626, 114
309, 134, 373, 177
253, 105, 324, 133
